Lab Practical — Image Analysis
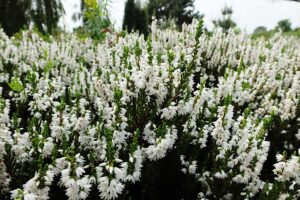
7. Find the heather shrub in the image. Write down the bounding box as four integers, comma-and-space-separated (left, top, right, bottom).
0, 19, 299, 200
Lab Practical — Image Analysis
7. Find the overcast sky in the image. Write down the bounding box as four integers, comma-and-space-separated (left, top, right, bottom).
60, 0, 300, 32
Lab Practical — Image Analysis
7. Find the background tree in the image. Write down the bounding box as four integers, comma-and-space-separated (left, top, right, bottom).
123, 0, 148, 36
0, 0, 64, 36
253, 26, 268, 34
213, 6, 236, 33
0, 0, 31, 36
83, 0, 112, 40
31, 0, 65, 34
146, 0, 200, 29
294, 27, 300, 31
275, 19, 292, 32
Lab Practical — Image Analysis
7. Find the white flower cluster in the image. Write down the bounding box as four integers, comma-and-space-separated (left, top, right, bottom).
0, 19, 299, 199
0, 94, 11, 194
272, 152, 300, 199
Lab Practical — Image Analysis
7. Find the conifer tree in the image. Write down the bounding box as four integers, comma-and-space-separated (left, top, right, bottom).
123, 0, 148, 36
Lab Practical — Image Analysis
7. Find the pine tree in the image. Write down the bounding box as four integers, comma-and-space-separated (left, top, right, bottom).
123, 0, 135, 32
123, 0, 148, 36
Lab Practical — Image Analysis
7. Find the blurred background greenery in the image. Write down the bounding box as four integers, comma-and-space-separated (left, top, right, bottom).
0, 0, 299, 40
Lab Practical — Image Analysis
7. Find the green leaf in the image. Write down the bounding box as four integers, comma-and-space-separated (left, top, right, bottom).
44, 60, 55, 73
8, 77, 24, 93
195, 19, 204, 42
275, 73, 282, 80
242, 81, 251, 91
0, 97, 5, 111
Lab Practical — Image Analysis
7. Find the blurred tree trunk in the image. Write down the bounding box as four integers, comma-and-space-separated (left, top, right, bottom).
32, 0, 64, 34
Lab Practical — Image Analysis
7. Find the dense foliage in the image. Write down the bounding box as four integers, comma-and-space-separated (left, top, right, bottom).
0, 20, 299, 200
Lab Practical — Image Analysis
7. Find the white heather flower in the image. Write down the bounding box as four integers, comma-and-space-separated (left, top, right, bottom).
11, 189, 23, 199
24, 193, 38, 200
214, 170, 227, 179
278, 193, 290, 200
124, 149, 143, 183
77, 176, 92, 199
21, 173, 51, 200
66, 183, 80, 200
160, 104, 177, 120
98, 177, 124, 200
75, 166, 85, 177
144, 126, 177, 161
42, 138, 54, 158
